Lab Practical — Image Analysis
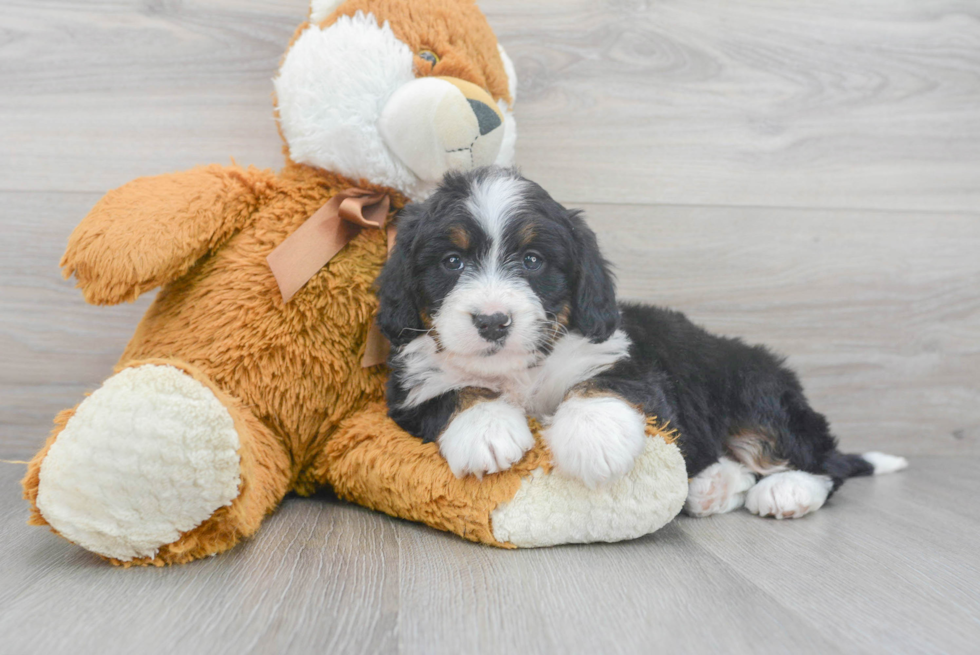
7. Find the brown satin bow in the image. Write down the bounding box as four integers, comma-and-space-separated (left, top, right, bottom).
266, 187, 397, 367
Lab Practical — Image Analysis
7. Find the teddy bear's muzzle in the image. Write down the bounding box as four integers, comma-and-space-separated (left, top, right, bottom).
378, 76, 506, 183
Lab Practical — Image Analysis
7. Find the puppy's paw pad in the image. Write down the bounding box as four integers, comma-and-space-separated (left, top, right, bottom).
545, 395, 647, 488
685, 458, 756, 517
438, 399, 533, 479
745, 471, 833, 519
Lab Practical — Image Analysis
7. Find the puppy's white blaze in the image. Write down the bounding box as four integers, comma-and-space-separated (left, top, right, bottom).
464, 172, 526, 261
862, 451, 909, 475
685, 458, 757, 517
527, 330, 631, 418
438, 399, 534, 478
745, 471, 834, 519
545, 395, 647, 488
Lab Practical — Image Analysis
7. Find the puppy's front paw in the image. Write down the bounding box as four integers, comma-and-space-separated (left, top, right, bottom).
745, 471, 834, 519
685, 458, 757, 517
438, 399, 534, 479
545, 395, 647, 488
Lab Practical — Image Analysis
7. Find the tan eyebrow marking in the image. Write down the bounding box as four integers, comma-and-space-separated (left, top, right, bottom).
449, 225, 471, 250
518, 222, 537, 247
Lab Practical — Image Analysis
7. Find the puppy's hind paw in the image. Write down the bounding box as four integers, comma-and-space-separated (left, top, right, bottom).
544, 395, 647, 488
438, 399, 534, 479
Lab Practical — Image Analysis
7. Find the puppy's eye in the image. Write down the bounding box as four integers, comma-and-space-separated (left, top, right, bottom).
442, 254, 465, 272
418, 50, 440, 68
523, 252, 544, 271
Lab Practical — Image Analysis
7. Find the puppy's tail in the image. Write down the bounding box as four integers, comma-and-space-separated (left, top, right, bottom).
824, 449, 909, 480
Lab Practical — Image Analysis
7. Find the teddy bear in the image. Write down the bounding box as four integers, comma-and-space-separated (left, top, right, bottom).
22, 0, 689, 566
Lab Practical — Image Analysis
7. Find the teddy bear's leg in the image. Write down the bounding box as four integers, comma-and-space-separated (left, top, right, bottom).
22, 360, 292, 566
309, 401, 689, 548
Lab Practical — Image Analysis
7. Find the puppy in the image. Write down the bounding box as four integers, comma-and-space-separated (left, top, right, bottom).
375, 167, 907, 519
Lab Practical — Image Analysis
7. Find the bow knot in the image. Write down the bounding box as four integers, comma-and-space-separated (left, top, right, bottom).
267, 187, 397, 367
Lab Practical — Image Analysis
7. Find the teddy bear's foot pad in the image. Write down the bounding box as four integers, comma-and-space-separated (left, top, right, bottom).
490, 436, 689, 547
36, 364, 242, 560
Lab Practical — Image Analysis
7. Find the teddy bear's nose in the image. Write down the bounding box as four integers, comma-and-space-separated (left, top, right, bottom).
468, 99, 502, 136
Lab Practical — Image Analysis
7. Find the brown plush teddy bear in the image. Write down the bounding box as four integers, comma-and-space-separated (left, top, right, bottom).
22, 0, 688, 566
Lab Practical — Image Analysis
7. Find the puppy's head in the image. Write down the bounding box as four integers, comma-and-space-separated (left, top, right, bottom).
376, 167, 619, 374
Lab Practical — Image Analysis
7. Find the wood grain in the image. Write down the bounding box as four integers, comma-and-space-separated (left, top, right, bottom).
1, 460, 978, 654
3, 1, 978, 210
492, 0, 980, 210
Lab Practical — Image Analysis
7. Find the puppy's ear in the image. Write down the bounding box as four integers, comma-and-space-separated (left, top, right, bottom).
568, 210, 620, 342
375, 208, 425, 347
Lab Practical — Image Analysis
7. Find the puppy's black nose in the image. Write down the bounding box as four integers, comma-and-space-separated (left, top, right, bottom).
472, 312, 511, 342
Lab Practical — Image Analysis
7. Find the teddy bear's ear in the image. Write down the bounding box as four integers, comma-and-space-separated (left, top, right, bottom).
497, 44, 518, 106
309, 0, 345, 25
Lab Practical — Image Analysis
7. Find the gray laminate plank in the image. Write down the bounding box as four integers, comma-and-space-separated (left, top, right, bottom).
860, 455, 980, 523
0, 0, 295, 192
0, 190, 153, 460
394, 519, 839, 655
0, 469, 399, 654
0, 466, 841, 655
3, 459, 977, 654
674, 460, 980, 654
3, 1, 978, 211
494, 0, 980, 211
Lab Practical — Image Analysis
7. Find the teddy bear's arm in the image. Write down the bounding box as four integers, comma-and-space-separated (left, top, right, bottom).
61, 164, 278, 305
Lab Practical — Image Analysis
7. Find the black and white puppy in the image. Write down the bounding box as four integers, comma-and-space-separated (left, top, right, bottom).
375, 167, 907, 519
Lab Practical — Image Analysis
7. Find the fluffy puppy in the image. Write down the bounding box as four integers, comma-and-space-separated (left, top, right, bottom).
375, 167, 907, 519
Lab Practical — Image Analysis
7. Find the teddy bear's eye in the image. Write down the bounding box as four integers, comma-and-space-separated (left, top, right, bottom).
418, 50, 440, 68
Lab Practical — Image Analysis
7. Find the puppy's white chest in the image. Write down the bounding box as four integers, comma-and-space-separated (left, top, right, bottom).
396, 330, 632, 419
521, 330, 632, 418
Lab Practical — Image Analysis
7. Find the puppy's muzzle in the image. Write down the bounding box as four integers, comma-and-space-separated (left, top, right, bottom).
472, 312, 511, 343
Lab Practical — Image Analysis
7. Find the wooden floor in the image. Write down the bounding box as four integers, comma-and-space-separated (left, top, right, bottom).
1, 459, 978, 654
1, 0, 978, 653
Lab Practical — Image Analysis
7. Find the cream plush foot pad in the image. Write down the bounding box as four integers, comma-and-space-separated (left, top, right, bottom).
490, 437, 689, 547
36, 365, 242, 560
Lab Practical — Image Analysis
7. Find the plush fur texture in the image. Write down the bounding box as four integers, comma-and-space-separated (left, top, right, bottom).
492, 428, 687, 547
275, 12, 422, 197
22, 0, 688, 565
